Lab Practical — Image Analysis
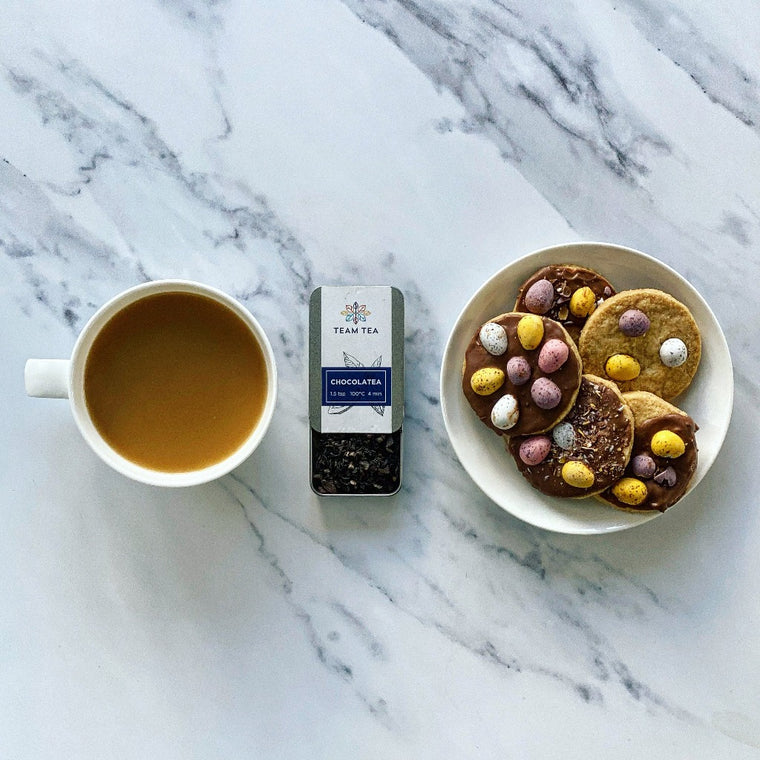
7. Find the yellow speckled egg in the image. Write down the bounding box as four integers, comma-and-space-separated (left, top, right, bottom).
650, 430, 685, 458
605, 353, 641, 381
517, 315, 544, 350
611, 477, 648, 506
561, 461, 595, 489
470, 367, 505, 396
569, 286, 596, 317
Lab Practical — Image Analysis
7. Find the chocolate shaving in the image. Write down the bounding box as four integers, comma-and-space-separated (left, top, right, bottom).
508, 377, 633, 497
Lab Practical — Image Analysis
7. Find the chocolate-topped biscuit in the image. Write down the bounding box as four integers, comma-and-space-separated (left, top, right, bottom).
599, 391, 698, 512
507, 375, 634, 498
462, 312, 582, 437
514, 264, 616, 343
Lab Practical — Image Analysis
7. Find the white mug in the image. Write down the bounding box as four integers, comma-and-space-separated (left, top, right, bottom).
25, 280, 278, 487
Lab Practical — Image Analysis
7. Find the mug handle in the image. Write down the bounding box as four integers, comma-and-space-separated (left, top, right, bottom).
25, 359, 70, 398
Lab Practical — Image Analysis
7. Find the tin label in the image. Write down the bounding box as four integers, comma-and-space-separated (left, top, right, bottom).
319, 286, 394, 433
321, 367, 391, 406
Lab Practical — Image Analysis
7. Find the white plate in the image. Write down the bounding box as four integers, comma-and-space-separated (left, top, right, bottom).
440, 242, 733, 534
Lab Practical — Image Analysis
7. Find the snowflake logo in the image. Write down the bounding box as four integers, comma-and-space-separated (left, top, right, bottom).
340, 301, 371, 325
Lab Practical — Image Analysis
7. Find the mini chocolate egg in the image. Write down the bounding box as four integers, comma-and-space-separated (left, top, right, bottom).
470, 367, 505, 396
651, 430, 685, 458
479, 322, 508, 356
519, 435, 552, 466
569, 286, 596, 318
552, 422, 575, 450
517, 315, 544, 350
611, 477, 648, 505
530, 377, 562, 410
490, 394, 520, 430
659, 338, 688, 368
631, 454, 656, 479
524, 279, 554, 315
605, 353, 641, 381
506, 356, 532, 386
538, 339, 569, 374
618, 309, 650, 337
561, 461, 595, 489
653, 466, 677, 487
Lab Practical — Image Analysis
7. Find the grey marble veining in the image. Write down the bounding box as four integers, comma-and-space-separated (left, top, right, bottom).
343, 1, 760, 273
1, 0, 759, 757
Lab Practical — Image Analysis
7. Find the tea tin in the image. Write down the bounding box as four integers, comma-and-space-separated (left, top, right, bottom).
309, 286, 404, 495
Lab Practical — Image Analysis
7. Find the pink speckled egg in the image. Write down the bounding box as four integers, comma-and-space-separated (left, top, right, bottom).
530, 377, 562, 410
518, 435, 552, 466
506, 355, 532, 385
537, 338, 569, 374
619, 309, 650, 337
524, 279, 554, 314
631, 454, 656, 478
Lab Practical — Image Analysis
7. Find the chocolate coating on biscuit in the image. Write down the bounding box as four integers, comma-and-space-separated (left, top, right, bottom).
515, 265, 615, 343
603, 413, 697, 512
508, 376, 633, 498
462, 314, 581, 436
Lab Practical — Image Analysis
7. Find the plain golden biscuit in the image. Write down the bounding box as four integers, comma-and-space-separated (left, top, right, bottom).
578, 288, 701, 399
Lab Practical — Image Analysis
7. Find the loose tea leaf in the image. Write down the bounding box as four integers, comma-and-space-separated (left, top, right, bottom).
311, 429, 401, 495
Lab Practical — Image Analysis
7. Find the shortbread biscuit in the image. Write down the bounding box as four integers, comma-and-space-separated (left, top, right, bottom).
578, 289, 701, 399
462, 312, 582, 437
598, 391, 698, 513
507, 375, 634, 498
514, 264, 616, 343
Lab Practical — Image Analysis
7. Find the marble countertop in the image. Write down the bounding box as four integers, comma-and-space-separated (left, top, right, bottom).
2, 1, 759, 757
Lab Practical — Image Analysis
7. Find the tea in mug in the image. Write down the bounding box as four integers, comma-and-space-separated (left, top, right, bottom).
84, 291, 268, 472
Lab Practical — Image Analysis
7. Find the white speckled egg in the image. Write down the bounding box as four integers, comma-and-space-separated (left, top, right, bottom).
659, 338, 688, 367
552, 422, 575, 450
479, 322, 508, 356
490, 394, 520, 430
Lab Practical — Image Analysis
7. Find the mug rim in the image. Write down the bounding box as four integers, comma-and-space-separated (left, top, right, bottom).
69, 279, 278, 487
